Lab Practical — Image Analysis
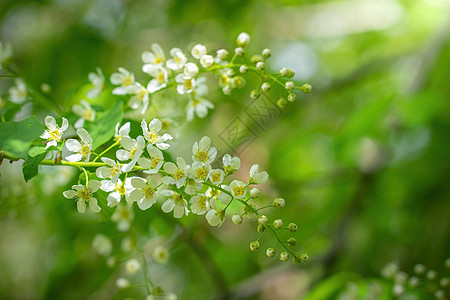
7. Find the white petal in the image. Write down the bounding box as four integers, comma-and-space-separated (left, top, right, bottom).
63, 190, 77, 199
89, 198, 101, 213
77, 128, 92, 144
65, 139, 81, 152
61, 117, 69, 131
77, 200, 86, 213
45, 116, 57, 129
161, 199, 175, 213
66, 153, 83, 162
116, 149, 130, 161
88, 180, 101, 192
131, 177, 146, 188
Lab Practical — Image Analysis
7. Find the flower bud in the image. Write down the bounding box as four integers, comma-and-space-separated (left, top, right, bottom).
235, 47, 245, 56
232, 76, 245, 88
435, 290, 445, 299
286, 68, 295, 78
239, 65, 248, 74
279, 67, 288, 77
258, 215, 268, 225
301, 83, 312, 93
285, 81, 294, 91
251, 55, 263, 64
262, 48, 271, 58
216, 49, 229, 60
166, 293, 178, 300
414, 264, 425, 274
200, 55, 214, 68
222, 86, 232, 95
293, 256, 302, 264
300, 252, 309, 262
261, 82, 271, 92
279, 251, 289, 261
184, 62, 199, 78
250, 187, 260, 198
232, 214, 243, 225
427, 270, 437, 280
125, 258, 141, 274
237, 32, 251, 47
116, 278, 130, 289
191, 44, 207, 59
266, 248, 276, 257
288, 223, 298, 232
272, 197, 285, 208
440, 277, 449, 287
287, 94, 296, 102
250, 89, 260, 99
250, 240, 260, 251
256, 62, 265, 71
287, 238, 297, 247
257, 224, 267, 233
277, 98, 287, 108
273, 219, 283, 228
409, 276, 419, 287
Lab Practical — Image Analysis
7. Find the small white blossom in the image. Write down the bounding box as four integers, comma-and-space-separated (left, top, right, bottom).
129, 176, 159, 210
100, 178, 132, 207
128, 82, 149, 114
249, 164, 268, 184
138, 145, 164, 174
142, 43, 165, 66
207, 169, 225, 185
96, 157, 122, 183
166, 48, 187, 70
230, 180, 247, 199
143, 64, 168, 93
236, 32, 250, 47
191, 44, 207, 59
153, 246, 170, 264
116, 278, 130, 289
162, 158, 189, 188
111, 203, 134, 231
63, 180, 101, 213
216, 49, 229, 61
87, 67, 104, 98
92, 234, 112, 256
184, 62, 199, 78
161, 190, 189, 218
125, 259, 141, 275
114, 122, 130, 142
116, 135, 146, 172
40, 116, 69, 149
8, 78, 27, 104
188, 161, 212, 183
192, 136, 217, 164
206, 209, 225, 227
222, 154, 240, 174
72, 100, 96, 128
65, 128, 93, 163
141, 118, 173, 150
184, 178, 203, 196
186, 78, 214, 121
232, 214, 243, 225
189, 194, 209, 215
110, 67, 137, 95
175, 73, 196, 95
200, 55, 214, 68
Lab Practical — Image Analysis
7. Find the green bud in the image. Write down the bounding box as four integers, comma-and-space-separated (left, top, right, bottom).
285, 81, 294, 91
279, 251, 289, 262
250, 240, 260, 252
272, 197, 285, 208
261, 82, 271, 92
287, 94, 296, 102
232, 214, 243, 225
256, 61, 265, 71
235, 47, 245, 56
232, 76, 245, 88
273, 219, 283, 229
277, 98, 287, 108
293, 256, 302, 264
288, 223, 298, 232
251, 55, 263, 64
262, 48, 271, 58
239, 65, 248, 74
250, 89, 260, 99
250, 187, 260, 198
266, 248, 276, 257
300, 252, 309, 262
258, 215, 268, 225
287, 238, 297, 247
257, 224, 267, 233
301, 83, 312, 93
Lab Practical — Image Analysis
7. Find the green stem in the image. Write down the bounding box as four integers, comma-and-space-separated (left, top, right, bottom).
92, 141, 119, 162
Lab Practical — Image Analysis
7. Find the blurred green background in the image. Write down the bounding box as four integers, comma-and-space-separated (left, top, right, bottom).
1, 0, 449, 299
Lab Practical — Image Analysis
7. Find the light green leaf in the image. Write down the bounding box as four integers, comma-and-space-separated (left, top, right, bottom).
0, 116, 44, 159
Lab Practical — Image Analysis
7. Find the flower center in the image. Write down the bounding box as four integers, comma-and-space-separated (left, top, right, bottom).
78, 188, 92, 201
142, 185, 155, 199
197, 196, 207, 210
115, 183, 125, 195
119, 207, 130, 219
151, 157, 161, 168
123, 76, 133, 86
157, 72, 166, 84
129, 147, 138, 159
83, 108, 94, 121
233, 186, 245, 197
154, 55, 164, 64
196, 150, 208, 163
196, 167, 208, 180
137, 88, 147, 100
80, 144, 91, 156
49, 128, 61, 141
184, 79, 193, 90
174, 168, 185, 180
173, 193, 185, 206
147, 130, 159, 144
211, 173, 221, 183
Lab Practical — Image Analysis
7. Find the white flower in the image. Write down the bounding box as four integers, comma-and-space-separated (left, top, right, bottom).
129, 176, 159, 210
143, 64, 168, 93
87, 67, 104, 99
96, 157, 122, 183
188, 161, 212, 183
116, 136, 145, 172
184, 178, 203, 196
40, 116, 69, 149
207, 169, 225, 185
128, 82, 149, 114
206, 209, 225, 227
249, 164, 268, 184
116, 278, 130, 289
223, 154, 240, 174
236, 32, 251, 47
8, 78, 27, 104
192, 136, 217, 164
72, 100, 96, 128
110, 67, 137, 95
200, 55, 214, 68
216, 49, 229, 60
186, 97, 214, 121
138, 145, 164, 174
162, 158, 189, 188
230, 180, 247, 199
100, 178, 132, 207
161, 191, 189, 218
114, 122, 130, 142
153, 246, 170, 264
142, 43, 165, 65
92, 234, 112, 256
166, 48, 187, 70
183, 62, 199, 78
190, 194, 209, 215
175, 73, 196, 95
63, 180, 101, 213
0, 42, 12, 67
125, 258, 141, 275
65, 128, 93, 163
111, 203, 134, 231
191, 44, 207, 59
141, 118, 173, 150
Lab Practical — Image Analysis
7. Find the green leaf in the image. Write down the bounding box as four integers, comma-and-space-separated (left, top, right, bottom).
84, 100, 123, 150
22, 152, 47, 182
28, 145, 47, 157
0, 116, 44, 159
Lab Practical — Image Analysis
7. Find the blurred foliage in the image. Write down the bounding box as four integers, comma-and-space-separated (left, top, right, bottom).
1, 0, 450, 299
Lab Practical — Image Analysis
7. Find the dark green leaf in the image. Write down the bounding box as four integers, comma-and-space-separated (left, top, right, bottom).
22, 152, 47, 182
0, 116, 44, 159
